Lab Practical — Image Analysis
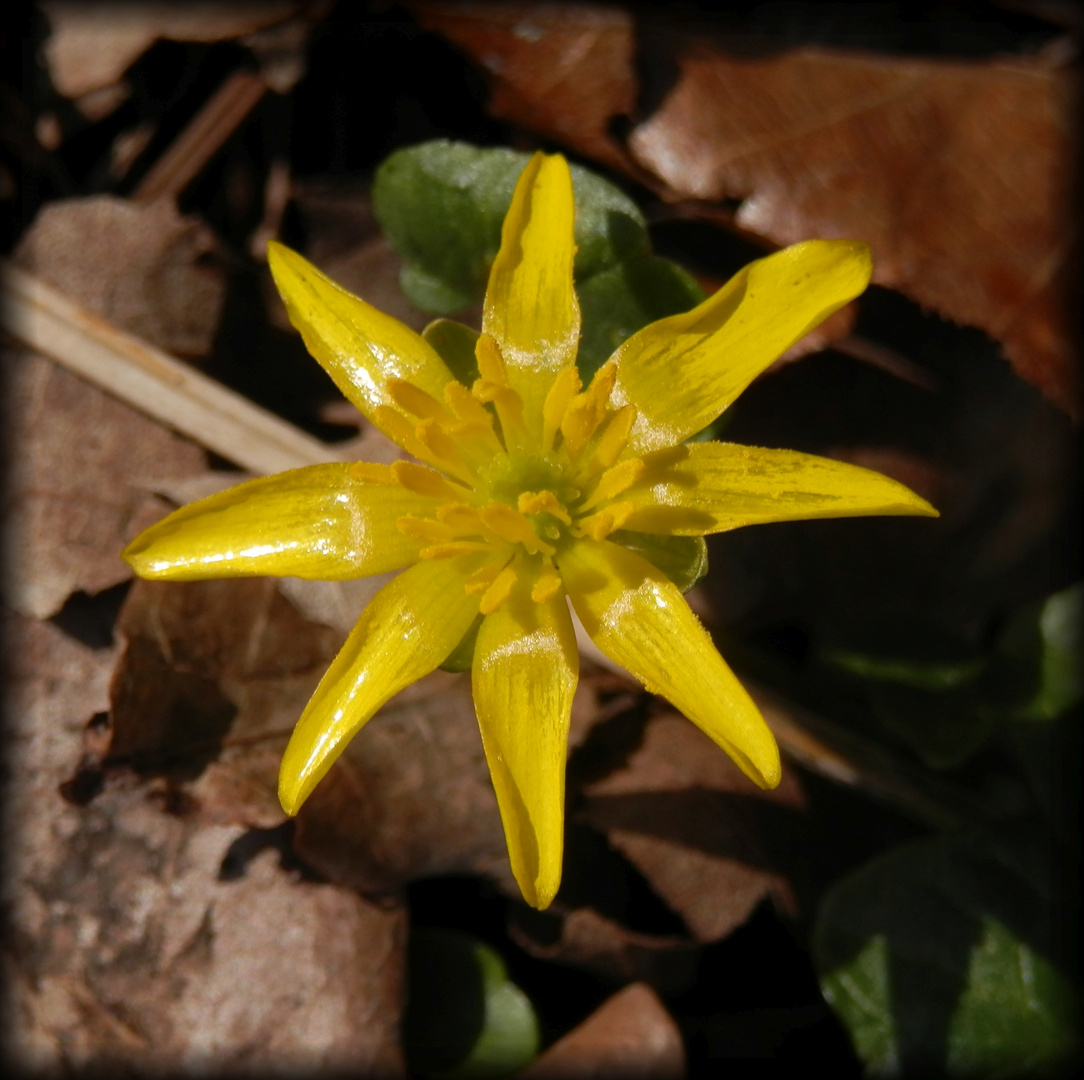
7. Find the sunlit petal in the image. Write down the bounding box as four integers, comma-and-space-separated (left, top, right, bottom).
482, 153, 580, 429
611, 240, 872, 452
268, 241, 455, 438
624, 442, 939, 534
473, 572, 578, 909
278, 556, 483, 814
122, 464, 438, 580
558, 538, 780, 788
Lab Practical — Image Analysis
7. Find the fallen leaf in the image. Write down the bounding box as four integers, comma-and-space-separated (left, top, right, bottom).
628, 41, 1077, 415
519, 982, 686, 1079
107, 577, 342, 827
41, 0, 300, 100
1, 352, 206, 619
581, 712, 806, 943
5, 609, 406, 1076
14, 196, 226, 358
408, 0, 637, 171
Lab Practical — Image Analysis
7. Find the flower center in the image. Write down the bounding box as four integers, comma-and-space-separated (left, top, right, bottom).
386, 334, 645, 613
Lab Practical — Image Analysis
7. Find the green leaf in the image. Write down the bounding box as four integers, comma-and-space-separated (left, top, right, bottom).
576, 254, 706, 379
611, 530, 708, 594
424, 318, 481, 387
821, 648, 986, 691
403, 929, 540, 1079
814, 832, 1080, 1078
995, 583, 1082, 722
373, 140, 649, 317
440, 615, 482, 674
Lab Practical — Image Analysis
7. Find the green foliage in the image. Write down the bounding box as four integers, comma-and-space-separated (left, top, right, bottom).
610, 530, 709, 594
403, 929, 540, 1079
818, 583, 1082, 769
373, 140, 706, 380
814, 832, 1080, 1078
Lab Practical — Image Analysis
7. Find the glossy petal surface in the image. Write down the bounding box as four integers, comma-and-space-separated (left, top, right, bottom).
611, 240, 872, 452
473, 576, 578, 909
268, 241, 455, 433
279, 556, 483, 814
123, 465, 437, 580
624, 443, 939, 535
482, 153, 580, 428
558, 538, 780, 789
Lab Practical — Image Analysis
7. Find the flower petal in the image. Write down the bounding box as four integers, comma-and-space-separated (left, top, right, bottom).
611, 240, 872, 452
558, 538, 780, 789
268, 241, 455, 436
279, 555, 483, 814
623, 442, 939, 535
472, 574, 578, 909
482, 153, 580, 426
122, 464, 436, 580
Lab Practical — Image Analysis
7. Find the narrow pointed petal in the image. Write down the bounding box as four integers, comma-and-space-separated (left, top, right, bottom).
473, 581, 578, 909
279, 556, 483, 814
624, 442, 939, 535
122, 465, 437, 580
558, 539, 780, 789
611, 240, 872, 452
268, 241, 455, 438
482, 153, 580, 425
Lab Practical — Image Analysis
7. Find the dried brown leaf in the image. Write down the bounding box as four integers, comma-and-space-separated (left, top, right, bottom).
408, 0, 637, 171
520, 982, 686, 1079
42, 1, 301, 99
5, 610, 406, 1076
107, 577, 342, 827
628, 42, 1078, 415
15, 196, 226, 358
2, 352, 206, 619
581, 712, 805, 943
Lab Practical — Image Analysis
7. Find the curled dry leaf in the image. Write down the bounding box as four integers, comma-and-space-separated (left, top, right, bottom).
519, 982, 686, 1079
108, 577, 343, 828
412, 4, 1077, 414
628, 42, 1077, 414
1, 352, 206, 619
5, 611, 406, 1076
408, 0, 637, 171
581, 712, 805, 943
15, 196, 226, 359
41, 0, 301, 100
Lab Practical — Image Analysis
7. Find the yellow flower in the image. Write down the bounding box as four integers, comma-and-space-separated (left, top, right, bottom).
123, 152, 936, 909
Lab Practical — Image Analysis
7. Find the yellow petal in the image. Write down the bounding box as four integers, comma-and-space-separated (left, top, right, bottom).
122, 464, 436, 580
624, 442, 939, 534
611, 240, 872, 452
279, 556, 483, 814
482, 153, 580, 427
267, 241, 454, 439
558, 538, 780, 789
472, 574, 578, 909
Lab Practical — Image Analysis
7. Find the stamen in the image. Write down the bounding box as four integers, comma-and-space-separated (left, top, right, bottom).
517, 490, 572, 525
420, 541, 493, 559
531, 565, 563, 604
573, 500, 635, 541
591, 404, 637, 469
475, 333, 509, 386
415, 419, 475, 484
397, 516, 455, 542
391, 461, 469, 500
479, 564, 518, 614
480, 503, 555, 556
581, 458, 645, 511
350, 462, 398, 485
387, 379, 450, 422
465, 555, 514, 595
542, 365, 581, 451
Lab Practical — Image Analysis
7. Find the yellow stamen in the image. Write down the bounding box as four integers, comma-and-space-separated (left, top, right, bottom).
479, 564, 518, 614
517, 490, 572, 526
531, 567, 563, 604
480, 503, 555, 556
350, 462, 398, 485
542, 365, 581, 451
475, 332, 509, 385
415, 419, 474, 484
465, 555, 514, 595
397, 516, 455, 542
420, 541, 493, 559
387, 378, 450, 422
591, 404, 637, 469
581, 458, 645, 511
574, 500, 635, 541
391, 461, 468, 500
